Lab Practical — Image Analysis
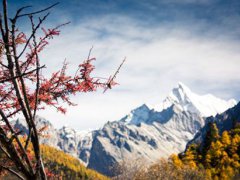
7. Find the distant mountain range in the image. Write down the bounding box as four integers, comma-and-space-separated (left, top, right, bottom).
12, 82, 237, 176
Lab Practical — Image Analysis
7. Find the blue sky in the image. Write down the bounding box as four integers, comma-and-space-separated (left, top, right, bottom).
4, 0, 240, 130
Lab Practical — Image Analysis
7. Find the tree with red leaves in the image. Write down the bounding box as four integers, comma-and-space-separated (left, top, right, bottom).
0, 0, 124, 179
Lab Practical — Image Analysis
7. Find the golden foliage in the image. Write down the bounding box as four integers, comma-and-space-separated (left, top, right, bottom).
0, 144, 109, 180
172, 123, 240, 180
40, 145, 109, 180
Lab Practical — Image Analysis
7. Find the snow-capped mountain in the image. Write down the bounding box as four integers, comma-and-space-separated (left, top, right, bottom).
86, 82, 236, 175
121, 82, 236, 125
162, 82, 236, 117
12, 82, 237, 176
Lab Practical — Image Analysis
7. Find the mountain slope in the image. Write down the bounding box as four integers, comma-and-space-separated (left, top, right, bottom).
0, 144, 109, 180
88, 107, 204, 175
12, 82, 237, 176
187, 102, 240, 147
84, 82, 236, 175
41, 145, 109, 180
175, 102, 240, 179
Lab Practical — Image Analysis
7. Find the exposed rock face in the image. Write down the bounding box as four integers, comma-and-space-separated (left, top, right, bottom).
188, 102, 240, 147
87, 105, 204, 176
84, 83, 236, 175
13, 116, 58, 146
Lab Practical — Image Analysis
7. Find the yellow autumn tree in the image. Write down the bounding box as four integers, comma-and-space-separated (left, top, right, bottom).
175, 122, 240, 180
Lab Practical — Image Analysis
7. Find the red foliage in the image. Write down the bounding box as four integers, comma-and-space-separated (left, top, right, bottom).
0, 26, 118, 117
0, 1, 124, 178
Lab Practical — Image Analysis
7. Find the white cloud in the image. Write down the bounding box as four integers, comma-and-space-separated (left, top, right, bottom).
37, 15, 240, 130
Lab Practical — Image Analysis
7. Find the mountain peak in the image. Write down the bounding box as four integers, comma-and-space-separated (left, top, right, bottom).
165, 82, 237, 117
177, 82, 191, 92
121, 82, 237, 125
170, 82, 192, 103
120, 104, 151, 125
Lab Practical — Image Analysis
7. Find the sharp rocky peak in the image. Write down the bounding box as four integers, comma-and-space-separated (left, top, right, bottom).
122, 82, 236, 125
163, 82, 237, 117
171, 82, 192, 103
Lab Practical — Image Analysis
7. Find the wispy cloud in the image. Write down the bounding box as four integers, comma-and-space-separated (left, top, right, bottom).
35, 12, 240, 130
8, 0, 240, 130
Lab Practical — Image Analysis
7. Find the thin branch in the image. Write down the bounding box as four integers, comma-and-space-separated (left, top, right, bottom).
20, 21, 70, 71
0, 164, 25, 180
0, 122, 30, 177
110, 57, 126, 84
3, 0, 9, 39
12, 5, 32, 21
10, 8, 43, 177
31, 13, 40, 119
0, 65, 45, 83
87, 46, 93, 60
6, 108, 22, 119
74, 46, 93, 79
24, 15, 40, 152
17, 2, 59, 18
0, 61, 8, 68
2, 0, 32, 130
0, 92, 13, 104
17, 13, 50, 59
0, 144, 12, 160
0, 109, 34, 174
103, 57, 126, 93
0, 14, 5, 37
24, 129, 32, 150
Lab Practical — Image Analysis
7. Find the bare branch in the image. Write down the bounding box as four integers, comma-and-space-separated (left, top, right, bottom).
1, 0, 33, 134
17, 2, 59, 18
24, 15, 40, 152
0, 61, 8, 68
0, 164, 25, 180
12, 5, 32, 21
10, 9, 46, 177
6, 108, 22, 118
0, 109, 34, 174
0, 144, 12, 160
103, 57, 126, 93
0, 14, 5, 37
30, 14, 40, 119
87, 46, 94, 60
0, 121, 30, 177
0, 65, 45, 83
17, 13, 50, 59
2, 0, 9, 38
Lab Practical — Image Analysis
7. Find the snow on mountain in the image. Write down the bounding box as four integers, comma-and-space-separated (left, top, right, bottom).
120, 104, 151, 124
121, 82, 236, 125
160, 82, 236, 117
85, 82, 237, 175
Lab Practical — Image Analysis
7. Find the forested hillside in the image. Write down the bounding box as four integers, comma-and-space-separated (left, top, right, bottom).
173, 122, 240, 179
0, 145, 109, 180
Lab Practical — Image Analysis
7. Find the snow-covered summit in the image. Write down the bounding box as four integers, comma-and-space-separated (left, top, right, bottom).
162, 82, 237, 117
123, 82, 236, 125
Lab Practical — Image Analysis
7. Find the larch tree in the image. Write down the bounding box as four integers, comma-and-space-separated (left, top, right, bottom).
0, 0, 124, 179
